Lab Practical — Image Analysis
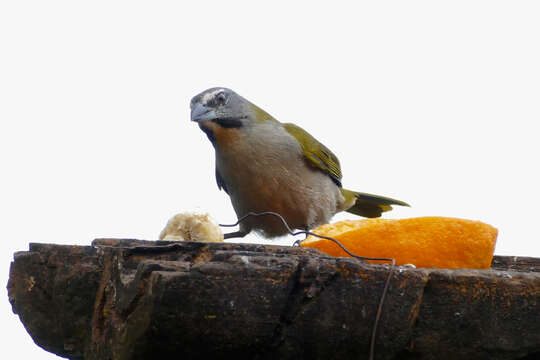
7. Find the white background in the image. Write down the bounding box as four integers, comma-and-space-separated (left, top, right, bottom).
1, 1, 539, 358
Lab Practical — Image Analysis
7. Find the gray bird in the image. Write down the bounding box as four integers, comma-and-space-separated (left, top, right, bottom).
190, 87, 409, 239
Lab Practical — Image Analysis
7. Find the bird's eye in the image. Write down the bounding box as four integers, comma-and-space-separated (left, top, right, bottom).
216, 92, 227, 106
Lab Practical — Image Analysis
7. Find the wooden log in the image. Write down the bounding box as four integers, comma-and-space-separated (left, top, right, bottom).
7, 239, 540, 360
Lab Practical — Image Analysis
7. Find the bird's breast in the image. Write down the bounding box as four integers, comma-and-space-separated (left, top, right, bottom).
212, 123, 341, 236
214, 123, 303, 194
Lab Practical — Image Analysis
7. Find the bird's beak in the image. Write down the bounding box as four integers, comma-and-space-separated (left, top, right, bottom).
191, 103, 217, 122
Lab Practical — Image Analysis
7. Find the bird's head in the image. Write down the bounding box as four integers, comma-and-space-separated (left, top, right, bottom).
190, 88, 276, 137
190, 87, 249, 128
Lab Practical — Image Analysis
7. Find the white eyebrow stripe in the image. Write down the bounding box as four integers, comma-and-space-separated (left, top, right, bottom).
202, 88, 226, 105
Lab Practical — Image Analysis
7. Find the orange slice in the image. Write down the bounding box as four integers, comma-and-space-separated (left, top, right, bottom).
301, 217, 498, 269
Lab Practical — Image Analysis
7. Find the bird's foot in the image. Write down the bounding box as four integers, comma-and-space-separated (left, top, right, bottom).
223, 230, 249, 239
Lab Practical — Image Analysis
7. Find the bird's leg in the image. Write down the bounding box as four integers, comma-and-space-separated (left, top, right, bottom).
224, 230, 249, 239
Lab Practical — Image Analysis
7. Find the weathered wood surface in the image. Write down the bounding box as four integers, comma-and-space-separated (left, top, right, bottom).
7, 239, 540, 360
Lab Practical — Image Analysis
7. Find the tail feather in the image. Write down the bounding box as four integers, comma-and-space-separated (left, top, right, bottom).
340, 189, 410, 218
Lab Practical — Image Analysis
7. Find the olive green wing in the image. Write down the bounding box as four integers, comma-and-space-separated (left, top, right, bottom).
283, 123, 343, 187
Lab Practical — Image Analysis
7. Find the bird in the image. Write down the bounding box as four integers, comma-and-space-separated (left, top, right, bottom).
190, 87, 409, 239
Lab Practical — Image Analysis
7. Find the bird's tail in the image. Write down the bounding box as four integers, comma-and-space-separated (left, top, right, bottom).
340, 188, 410, 218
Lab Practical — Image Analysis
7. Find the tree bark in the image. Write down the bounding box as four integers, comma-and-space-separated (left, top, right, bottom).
7, 239, 540, 360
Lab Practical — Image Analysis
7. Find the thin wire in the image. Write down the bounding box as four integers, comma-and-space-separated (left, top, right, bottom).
220, 211, 395, 360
